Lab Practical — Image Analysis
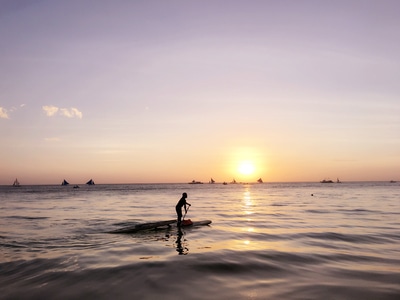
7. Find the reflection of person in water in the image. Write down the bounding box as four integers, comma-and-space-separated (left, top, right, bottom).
175, 228, 188, 255
175, 192, 191, 227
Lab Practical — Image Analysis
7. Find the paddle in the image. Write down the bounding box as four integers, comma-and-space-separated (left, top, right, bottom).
182, 205, 190, 221
181, 205, 194, 226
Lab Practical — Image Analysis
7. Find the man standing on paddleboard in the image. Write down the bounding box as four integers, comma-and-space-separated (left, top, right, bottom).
176, 192, 191, 227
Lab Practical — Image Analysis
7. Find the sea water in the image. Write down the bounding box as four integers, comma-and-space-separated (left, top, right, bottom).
0, 182, 399, 299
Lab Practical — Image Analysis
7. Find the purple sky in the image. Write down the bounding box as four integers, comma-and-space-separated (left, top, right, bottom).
1, 0, 399, 184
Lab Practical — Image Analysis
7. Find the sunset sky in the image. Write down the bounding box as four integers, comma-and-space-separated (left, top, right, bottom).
1, 0, 399, 184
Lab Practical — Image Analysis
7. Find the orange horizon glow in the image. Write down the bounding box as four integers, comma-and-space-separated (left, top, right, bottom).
1, 149, 399, 185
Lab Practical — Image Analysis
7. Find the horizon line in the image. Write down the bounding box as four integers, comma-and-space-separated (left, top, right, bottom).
1, 180, 397, 186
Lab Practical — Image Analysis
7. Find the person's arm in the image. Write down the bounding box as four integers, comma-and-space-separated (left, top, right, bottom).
184, 202, 191, 212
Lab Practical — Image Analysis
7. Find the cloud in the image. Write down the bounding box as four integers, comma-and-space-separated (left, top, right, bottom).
60, 107, 83, 119
1, 104, 27, 118
0, 107, 9, 119
42, 105, 59, 116
43, 105, 83, 119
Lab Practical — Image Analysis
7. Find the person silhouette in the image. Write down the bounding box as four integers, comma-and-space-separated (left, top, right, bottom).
175, 192, 191, 227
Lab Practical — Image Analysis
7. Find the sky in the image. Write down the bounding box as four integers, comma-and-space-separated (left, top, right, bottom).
1, 0, 399, 184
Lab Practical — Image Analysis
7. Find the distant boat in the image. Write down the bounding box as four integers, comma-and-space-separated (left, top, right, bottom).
320, 179, 333, 183
336, 178, 341, 183
73, 185, 80, 189
257, 178, 263, 183
390, 180, 397, 183
231, 179, 237, 184
209, 178, 215, 184
189, 180, 203, 184
12, 178, 21, 187
86, 179, 95, 185
61, 179, 69, 186
222, 182, 228, 185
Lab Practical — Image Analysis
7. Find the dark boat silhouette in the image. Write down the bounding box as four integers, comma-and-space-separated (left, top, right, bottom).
12, 178, 21, 187
320, 179, 333, 183
188, 180, 203, 184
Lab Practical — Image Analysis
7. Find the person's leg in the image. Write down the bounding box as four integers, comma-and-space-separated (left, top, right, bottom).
176, 208, 182, 226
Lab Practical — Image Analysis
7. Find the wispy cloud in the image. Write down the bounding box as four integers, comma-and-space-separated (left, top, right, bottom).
0, 104, 27, 119
60, 108, 83, 119
9, 104, 26, 112
0, 107, 9, 119
42, 105, 83, 119
42, 105, 59, 116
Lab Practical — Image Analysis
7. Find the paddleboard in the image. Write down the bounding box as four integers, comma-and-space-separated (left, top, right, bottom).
108, 219, 175, 234
108, 219, 211, 234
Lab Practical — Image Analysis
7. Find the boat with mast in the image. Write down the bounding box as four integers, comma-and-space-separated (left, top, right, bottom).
12, 178, 21, 187
86, 179, 95, 185
61, 179, 69, 186
257, 178, 263, 183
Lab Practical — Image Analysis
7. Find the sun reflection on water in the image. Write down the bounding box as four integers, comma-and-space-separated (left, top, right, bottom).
242, 189, 253, 217
242, 188, 256, 243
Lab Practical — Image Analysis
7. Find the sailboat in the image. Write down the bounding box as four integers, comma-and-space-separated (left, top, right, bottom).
257, 178, 263, 183
231, 179, 237, 184
86, 179, 95, 185
209, 178, 215, 184
12, 178, 21, 187
61, 179, 69, 186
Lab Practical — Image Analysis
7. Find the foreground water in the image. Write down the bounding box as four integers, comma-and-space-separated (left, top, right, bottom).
0, 182, 399, 299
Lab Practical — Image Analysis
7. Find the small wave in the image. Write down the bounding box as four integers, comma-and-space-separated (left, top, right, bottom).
305, 209, 331, 214
1, 250, 399, 300
0, 242, 27, 249
113, 221, 140, 227
193, 257, 283, 274
4, 215, 49, 220
338, 208, 382, 214
304, 232, 393, 244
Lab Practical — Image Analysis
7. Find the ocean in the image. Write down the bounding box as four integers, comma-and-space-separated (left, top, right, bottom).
0, 182, 399, 299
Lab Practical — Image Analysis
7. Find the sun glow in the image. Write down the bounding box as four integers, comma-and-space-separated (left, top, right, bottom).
225, 147, 266, 182
238, 161, 255, 175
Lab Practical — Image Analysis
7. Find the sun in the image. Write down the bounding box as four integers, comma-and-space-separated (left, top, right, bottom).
238, 161, 255, 176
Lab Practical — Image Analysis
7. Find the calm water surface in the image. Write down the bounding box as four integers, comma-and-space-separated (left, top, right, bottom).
1, 182, 399, 299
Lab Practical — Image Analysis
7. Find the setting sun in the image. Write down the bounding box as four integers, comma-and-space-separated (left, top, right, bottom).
238, 161, 255, 175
